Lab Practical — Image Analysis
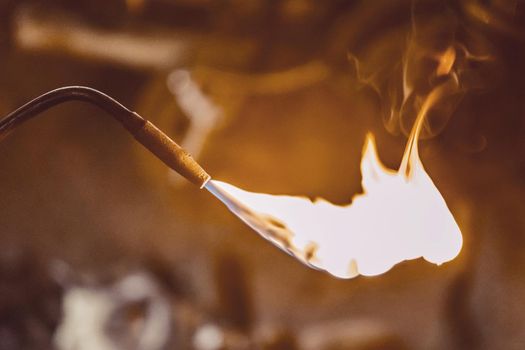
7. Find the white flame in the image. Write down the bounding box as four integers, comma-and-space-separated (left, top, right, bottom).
206, 86, 462, 279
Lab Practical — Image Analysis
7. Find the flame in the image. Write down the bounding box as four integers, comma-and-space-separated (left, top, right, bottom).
206, 85, 462, 279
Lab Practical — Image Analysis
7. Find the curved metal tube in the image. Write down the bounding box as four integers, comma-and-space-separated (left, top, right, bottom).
0, 86, 210, 187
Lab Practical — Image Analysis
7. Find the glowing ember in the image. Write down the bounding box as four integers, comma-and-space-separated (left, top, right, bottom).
206, 86, 462, 279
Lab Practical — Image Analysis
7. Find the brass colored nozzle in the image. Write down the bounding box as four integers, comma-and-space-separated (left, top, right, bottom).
132, 120, 210, 188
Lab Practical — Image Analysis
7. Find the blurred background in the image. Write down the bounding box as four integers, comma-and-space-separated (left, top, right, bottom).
0, 0, 524, 349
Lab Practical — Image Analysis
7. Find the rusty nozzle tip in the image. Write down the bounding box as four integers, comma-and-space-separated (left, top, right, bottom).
132, 119, 211, 188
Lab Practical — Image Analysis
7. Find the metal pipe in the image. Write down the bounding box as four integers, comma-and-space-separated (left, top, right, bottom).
0, 86, 211, 188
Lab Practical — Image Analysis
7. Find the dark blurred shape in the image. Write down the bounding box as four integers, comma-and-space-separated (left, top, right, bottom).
213, 254, 254, 333
0, 245, 62, 350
